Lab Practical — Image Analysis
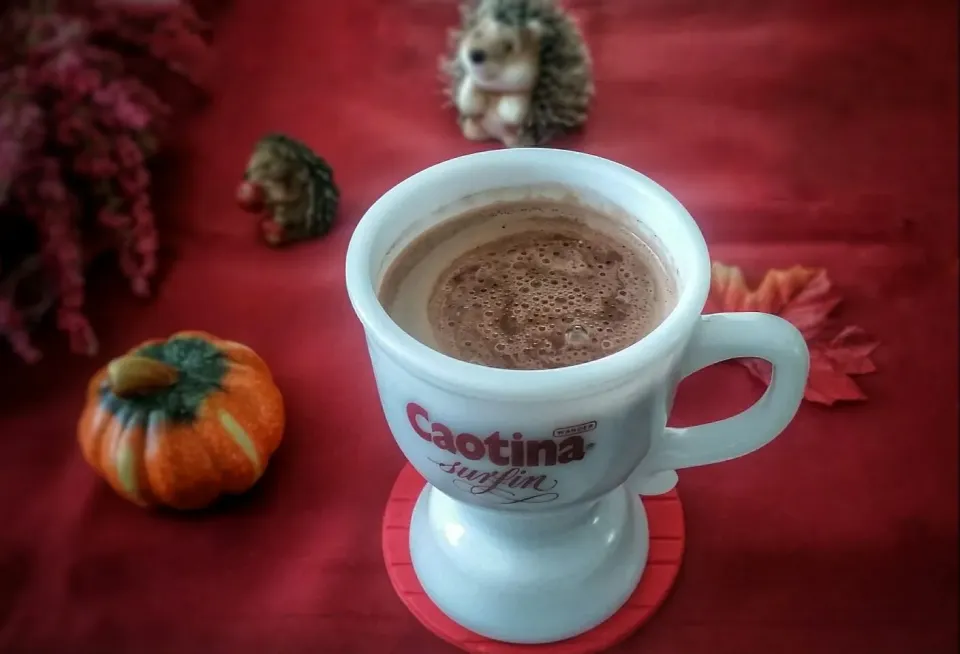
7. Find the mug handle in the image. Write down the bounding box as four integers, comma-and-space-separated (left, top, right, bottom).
628, 312, 810, 496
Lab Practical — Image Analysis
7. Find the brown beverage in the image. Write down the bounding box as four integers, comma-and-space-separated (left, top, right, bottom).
379, 200, 676, 370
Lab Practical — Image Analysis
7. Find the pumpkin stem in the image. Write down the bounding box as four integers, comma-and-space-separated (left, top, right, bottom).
107, 356, 179, 397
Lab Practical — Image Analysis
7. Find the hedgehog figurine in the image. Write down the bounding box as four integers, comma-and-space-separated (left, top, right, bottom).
236, 133, 339, 247
441, 0, 593, 148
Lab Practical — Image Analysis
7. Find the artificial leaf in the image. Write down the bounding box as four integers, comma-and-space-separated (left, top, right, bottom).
707, 264, 820, 314
821, 326, 879, 375
776, 269, 842, 340
806, 354, 869, 404
706, 262, 880, 406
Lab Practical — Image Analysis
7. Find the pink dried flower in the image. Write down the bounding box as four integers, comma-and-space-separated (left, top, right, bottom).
90, 157, 119, 178
115, 97, 152, 130
0, 296, 43, 363
73, 69, 103, 94
97, 207, 130, 229
135, 229, 159, 255
48, 48, 84, 80
119, 165, 149, 193
92, 81, 123, 106
0, 0, 210, 362
114, 134, 143, 167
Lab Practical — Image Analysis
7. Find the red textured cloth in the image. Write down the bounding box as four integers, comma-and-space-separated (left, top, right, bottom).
1, 0, 957, 652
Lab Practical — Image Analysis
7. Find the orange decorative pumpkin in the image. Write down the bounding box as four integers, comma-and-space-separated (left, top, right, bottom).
78, 331, 285, 510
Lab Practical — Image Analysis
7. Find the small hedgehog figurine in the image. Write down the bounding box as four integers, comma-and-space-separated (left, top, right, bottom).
236, 133, 339, 247
441, 0, 593, 148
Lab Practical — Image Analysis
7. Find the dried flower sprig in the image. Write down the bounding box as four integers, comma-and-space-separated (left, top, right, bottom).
0, 0, 211, 362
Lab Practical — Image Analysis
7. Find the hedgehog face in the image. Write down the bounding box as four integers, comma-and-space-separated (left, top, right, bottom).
460, 16, 542, 92
248, 145, 289, 181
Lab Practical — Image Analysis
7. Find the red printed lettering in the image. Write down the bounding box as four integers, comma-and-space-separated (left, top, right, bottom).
406, 403, 596, 505
405, 402, 593, 469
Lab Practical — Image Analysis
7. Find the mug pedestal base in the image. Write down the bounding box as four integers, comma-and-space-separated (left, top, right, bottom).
383, 465, 686, 652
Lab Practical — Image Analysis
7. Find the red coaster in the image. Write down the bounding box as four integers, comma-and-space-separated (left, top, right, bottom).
382, 464, 686, 654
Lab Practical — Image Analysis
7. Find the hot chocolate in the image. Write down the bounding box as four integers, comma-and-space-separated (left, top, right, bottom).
379, 200, 676, 370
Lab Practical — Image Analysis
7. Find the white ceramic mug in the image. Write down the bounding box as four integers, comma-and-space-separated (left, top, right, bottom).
345, 149, 809, 644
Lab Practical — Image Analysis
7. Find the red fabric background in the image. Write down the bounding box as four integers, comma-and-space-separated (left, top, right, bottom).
1, 0, 957, 652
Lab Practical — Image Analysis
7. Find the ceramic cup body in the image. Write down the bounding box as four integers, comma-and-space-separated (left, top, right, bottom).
346, 149, 810, 644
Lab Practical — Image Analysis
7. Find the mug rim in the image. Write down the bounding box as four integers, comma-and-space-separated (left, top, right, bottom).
345, 148, 711, 401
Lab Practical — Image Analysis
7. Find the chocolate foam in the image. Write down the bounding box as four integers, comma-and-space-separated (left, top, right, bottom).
380, 200, 675, 370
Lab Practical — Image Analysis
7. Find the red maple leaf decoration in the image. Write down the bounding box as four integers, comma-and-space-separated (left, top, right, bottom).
704, 263, 880, 406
